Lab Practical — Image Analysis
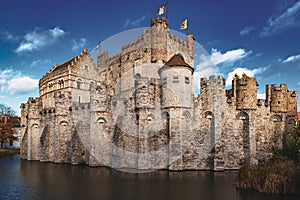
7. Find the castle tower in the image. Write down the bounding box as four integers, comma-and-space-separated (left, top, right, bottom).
24, 97, 42, 161
266, 84, 289, 113
159, 53, 194, 170
159, 53, 194, 109
234, 74, 257, 110
200, 76, 227, 170
150, 17, 169, 64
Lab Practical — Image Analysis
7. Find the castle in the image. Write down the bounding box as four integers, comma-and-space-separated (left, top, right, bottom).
20, 17, 298, 171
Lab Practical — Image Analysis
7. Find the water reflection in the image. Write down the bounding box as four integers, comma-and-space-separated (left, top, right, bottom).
0, 155, 299, 200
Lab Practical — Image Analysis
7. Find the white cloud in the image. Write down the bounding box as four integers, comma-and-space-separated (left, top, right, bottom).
196, 48, 251, 70
15, 27, 65, 54
30, 59, 52, 68
210, 48, 251, 65
240, 26, 254, 36
0, 95, 5, 99
124, 16, 146, 28
49, 27, 65, 38
226, 67, 265, 86
257, 93, 266, 100
283, 54, 300, 63
0, 69, 38, 95
0, 69, 20, 81
72, 38, 87, 51
3, 31, 19, 41
260, 1, 300, 37
7, 77, 38, 95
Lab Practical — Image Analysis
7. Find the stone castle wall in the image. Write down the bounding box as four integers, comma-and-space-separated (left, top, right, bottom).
20, 18, 298, 171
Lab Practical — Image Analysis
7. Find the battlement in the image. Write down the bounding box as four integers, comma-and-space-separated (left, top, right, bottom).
266, 84, 298, 114
27, 97, 41, 105
200, 76, 226, 88
97, 17, 194, 72
150, 17, 169, 29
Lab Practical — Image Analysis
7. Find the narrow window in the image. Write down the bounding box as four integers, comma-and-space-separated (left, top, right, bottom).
185, 76, 190, 84
173, 75, 179, 83
77, 79, 82, 89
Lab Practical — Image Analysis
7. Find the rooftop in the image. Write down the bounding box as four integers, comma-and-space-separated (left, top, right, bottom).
165, 53, 192, 69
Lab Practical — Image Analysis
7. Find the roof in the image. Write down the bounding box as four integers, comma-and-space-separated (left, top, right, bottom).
297, 112, 300, 122
165, 53, 192, 69
51, 48, 89, 73
51, 57, 75, 73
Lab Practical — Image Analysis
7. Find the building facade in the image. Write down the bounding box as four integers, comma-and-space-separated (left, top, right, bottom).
20, 18, 298, 171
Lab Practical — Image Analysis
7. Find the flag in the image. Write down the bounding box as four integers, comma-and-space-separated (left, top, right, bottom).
180, 19, 188, 30
158, 4, 167, 16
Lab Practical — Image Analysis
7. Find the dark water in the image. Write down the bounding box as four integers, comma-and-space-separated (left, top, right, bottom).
0, 155, 299, 200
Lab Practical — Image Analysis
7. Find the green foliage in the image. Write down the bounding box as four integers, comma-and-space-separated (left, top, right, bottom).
272, 127, 300, 164
0, 148, 20, 155
241, 73, 249, 81
234, 73, 240, 79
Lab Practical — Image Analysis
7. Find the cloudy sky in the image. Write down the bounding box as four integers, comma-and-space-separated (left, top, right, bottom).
0, 0, 300, 114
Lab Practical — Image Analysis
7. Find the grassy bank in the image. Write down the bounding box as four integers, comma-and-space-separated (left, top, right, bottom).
0, 148, 20, 155
236, 128, 300, 194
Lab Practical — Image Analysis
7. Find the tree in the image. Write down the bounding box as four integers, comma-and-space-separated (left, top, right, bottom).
0, 104, 16, 117
0, 104, 19, 148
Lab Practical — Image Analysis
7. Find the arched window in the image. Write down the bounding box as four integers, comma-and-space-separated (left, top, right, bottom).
236, 112, 249, 120
89, 81, 95, 90
77, 78, 82, 89
60, 121, 68, 126
97, 117, 106, 123
271, 115, 282, 122
147, 114, 155, 121
57, 79, 64, 89
205, 111, 214, 119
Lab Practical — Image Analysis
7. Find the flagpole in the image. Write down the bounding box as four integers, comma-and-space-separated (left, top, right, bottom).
187, 18, 189, 35
166, 0, 168, 19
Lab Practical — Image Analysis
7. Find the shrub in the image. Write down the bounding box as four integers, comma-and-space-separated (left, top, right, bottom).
236, 161, 296, 194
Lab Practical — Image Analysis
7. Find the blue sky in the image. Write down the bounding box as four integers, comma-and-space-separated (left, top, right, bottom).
0, 0, 300, 115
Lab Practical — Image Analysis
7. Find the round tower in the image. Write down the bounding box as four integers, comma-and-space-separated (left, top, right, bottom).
159, 53, 194, 108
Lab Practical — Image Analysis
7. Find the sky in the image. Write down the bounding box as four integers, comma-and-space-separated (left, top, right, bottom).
0, 0, 300, 115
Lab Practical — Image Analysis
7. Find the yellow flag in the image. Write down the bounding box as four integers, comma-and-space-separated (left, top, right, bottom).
180, 19, 188, 30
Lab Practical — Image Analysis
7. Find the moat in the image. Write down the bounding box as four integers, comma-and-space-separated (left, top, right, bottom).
0, 155, 299, 200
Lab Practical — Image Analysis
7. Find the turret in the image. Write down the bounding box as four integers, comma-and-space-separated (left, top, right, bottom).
159, 53, 194, 108
266, 84, 297, 114
234, 74, 257, 110
200, 76, 226, 112
150, 17, 169, 64
150, 17, 169, 29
